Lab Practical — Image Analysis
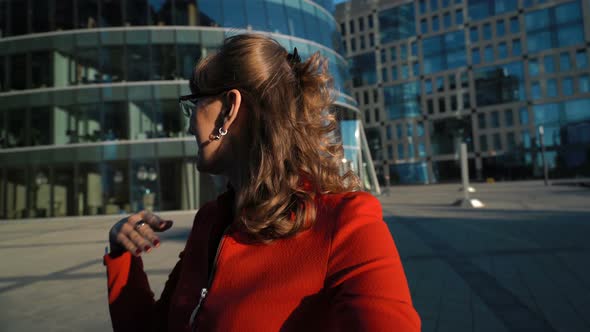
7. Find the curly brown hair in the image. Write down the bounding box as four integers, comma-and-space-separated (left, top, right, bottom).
192, 33, 359, 242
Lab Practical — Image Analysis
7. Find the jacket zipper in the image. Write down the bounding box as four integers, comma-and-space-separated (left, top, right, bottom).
189, 225, 231, 331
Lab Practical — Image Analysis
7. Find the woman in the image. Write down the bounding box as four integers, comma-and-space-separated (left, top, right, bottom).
104, 34, 420, 332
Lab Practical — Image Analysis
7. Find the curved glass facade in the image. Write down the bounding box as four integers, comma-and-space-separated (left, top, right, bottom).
0, 1, 377, 220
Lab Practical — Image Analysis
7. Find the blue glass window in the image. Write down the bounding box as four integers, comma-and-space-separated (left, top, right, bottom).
359, 17, 364, 31
350, 53, 377, 87
510, 16, 519, 34
544, 56, 555, 73
425, 79, 433, 94
493, 133, 502, 150
522, 131, 531, 149
398, 144, 405, 159
483, 23, 492, 40
432, 16, 440, 31
547, 79, 557, 98
381, 68, 388, 82
519, 108, 529, 125
422, 31, 466, 74
480, 135, 488, 151
392, 66, 398, 80
442, 0, 451, 8
580, 75, 590, 93
413, 62, 420, 77
531, 82, 541, 100
430, 0, 438, 11
380, 48, 387, 63
498, 42, 507, 59
407, 123, 413, 136
419, 0, 427, 14
444, 12, 452, 29
484, 45, 493, 62
505, 109, 514, 127
468, 0, 517, 21
560, 53, 571, 72
529, 59, 539, 76
496, 20, 505, 37
368, 15, 374, 28
436, 77, 444, 91
478, 113, 486, 129
472, 48, 480, 64
384, 81, 422, 119
475, 62, 525, 106
564, 99, 590, 122
511, 39, 521, 57
265, 0, 289, 35
576, 50, 588, 69
417, 122, 425, 136
562, 78, 573, 96
411, 42, 418, 57
420, 19, 428, 33
402, 65, 409, 79
418, 143, 426, 157
455, 9, 464, 25
379, 4, 416, 44
396, 124, 403, 139
526, 1, 585, 54
408, 143, 415, 158
390, 46, 397, 61
470, 27, 479, 43
400, 44, 408, 60
491, 111, 500, 128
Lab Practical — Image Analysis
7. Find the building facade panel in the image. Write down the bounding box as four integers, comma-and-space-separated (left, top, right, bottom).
0, 0, 379, 220
336, 0, 590, 185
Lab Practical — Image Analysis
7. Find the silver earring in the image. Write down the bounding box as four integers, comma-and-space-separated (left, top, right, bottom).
210, 127, 228, 141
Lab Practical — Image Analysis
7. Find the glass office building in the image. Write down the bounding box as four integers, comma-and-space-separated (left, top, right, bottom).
0, 0, 378, 220
336, 0, 590, 184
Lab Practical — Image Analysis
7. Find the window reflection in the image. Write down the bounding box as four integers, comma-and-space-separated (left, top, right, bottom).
53, 165, 77, 217
104, 102, 129, 140
103, 161, 131, 214
350, 53, 377, 87
129, 101, 155, 140
31, 52, 53, 88
4, 167, 27, 218
150, 0, 173, 25
126, 0, 149, 26
77, 47, 101, 84
32, 0, 50, 33
30, 107, 53, 146
10, 54, 27, 90
378, 3, 415, 44
422, 31, 466, 74
475, 62, 524, 106
6, 109, 27, 147
384, 81, 421, 120
153, 100, 185, 138
131, 160, 159, 211
152, 44, 177, 80
429, 117, 473, 155
128, 45, 151, 81
100, 46, 125, 82
28, 165, 52, 218
78, 0, 99, 29
100, 0, 123, 27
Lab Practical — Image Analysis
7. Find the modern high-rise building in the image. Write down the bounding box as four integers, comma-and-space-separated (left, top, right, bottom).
336, 0, 590, 185
0, 0, 379, 220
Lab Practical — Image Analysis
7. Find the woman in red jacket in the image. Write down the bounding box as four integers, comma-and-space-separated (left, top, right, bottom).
105, 33, 421, 332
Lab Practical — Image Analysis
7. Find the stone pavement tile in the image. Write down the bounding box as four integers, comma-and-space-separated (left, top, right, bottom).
420, 317, 437, 332
413, 295, 440, 319
412, 260, 447, 298
438, 299, 472, 326
534, 254, 590, 313
437, 318, 472, 332
517, 257, 589, 331
471, 297, 509, 332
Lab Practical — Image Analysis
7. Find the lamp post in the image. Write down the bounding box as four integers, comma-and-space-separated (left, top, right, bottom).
538, 126, 549, 186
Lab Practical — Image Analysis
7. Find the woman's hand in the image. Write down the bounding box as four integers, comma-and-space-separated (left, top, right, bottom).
108, 211, 173, 257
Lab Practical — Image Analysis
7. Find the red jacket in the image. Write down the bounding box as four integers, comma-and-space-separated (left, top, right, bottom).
104, 191, 421, 331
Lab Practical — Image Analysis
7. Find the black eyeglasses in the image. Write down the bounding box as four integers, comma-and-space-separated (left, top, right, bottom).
178, 90, 229, 118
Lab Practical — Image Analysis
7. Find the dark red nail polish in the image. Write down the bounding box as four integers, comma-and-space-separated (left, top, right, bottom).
135, 249, 142, 255
153, 239, 160, 247
144, 245, 152, 253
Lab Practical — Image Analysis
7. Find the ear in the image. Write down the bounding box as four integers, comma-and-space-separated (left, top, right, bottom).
222, 89, 242, 131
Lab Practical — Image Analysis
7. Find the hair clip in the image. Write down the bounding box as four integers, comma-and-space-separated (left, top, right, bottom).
287, 47, 301, 64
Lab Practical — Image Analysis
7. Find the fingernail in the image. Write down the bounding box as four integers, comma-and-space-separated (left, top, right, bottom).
153, 239, 160, 247
144, 245, 152, 253
135, 249, 142, 256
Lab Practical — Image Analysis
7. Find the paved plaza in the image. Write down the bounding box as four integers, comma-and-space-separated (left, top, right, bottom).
0, 181, 589, 331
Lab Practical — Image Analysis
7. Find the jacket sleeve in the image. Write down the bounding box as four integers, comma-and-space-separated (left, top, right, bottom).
325, 192, 421, 332
104, 250, 184, 332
